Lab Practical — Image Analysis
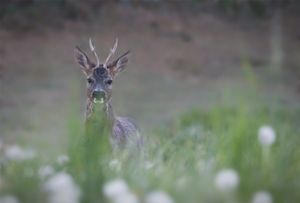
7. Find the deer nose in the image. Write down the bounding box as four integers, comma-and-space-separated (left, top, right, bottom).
92, 90, 106, 100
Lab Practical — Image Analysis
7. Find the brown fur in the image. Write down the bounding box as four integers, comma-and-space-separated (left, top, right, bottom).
74, 39, 142, 148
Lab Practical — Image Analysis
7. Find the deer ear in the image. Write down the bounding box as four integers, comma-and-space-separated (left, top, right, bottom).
107, 51, 130, 77
74, 47, 93, 74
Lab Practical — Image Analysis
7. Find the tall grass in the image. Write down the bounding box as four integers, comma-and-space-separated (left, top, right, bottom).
1, 100, 300, 202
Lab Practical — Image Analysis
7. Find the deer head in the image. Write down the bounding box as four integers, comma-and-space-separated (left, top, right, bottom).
74, 38, 130, 106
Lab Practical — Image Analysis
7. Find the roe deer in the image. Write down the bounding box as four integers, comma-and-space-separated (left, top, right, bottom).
74, 38, 142, 148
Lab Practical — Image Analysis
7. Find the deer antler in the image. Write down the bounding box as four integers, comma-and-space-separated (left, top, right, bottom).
104, 38, 118, 67
89, 38, 100, 67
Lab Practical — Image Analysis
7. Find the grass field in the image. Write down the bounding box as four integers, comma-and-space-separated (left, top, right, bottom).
1, 96, 300, 203
1, 3, 300, 203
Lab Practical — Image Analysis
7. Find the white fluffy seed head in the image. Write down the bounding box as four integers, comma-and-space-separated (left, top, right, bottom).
113, 192, 139, 203
215, 169, 239, 192
258, 125, 276, 146
144, 191, 174, 203
4, 145, 35, 161
252, 191, 273, 203
44, 172, 81, 203
103, 179, 129, 200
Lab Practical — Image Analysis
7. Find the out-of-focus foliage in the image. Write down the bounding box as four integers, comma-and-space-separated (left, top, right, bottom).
0, 0, 298, 30
0, 0, 104, 29
2, 103, 300, 203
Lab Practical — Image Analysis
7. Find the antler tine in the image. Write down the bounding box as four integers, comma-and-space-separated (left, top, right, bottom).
89, 38, 100, 67
104, 38, 118, 67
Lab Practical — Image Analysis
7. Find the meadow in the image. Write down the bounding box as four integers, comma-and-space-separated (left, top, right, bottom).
1, 91, 300, 203
1, 2, 300, 203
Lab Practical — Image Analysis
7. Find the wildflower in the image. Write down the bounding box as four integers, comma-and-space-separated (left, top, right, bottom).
4, 145, 35, 161
44, 172, 81, 203
38, 165, 55, 178
113, 192, 139, 203
258, 126, 276, 146
252, 191, 273, 203
215, 169, 239, 192
0, 195, 19, 203
56, 155, 70, 165
145, 191, 174, 203
103, 179, 139, 203
103, 179, 129, 199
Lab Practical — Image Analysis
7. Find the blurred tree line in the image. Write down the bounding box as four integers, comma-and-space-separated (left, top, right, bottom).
0, 0, 298, 30
0, 0, 104, 29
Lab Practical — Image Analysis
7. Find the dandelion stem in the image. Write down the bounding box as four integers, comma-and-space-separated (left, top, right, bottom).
262, 146, 271, 175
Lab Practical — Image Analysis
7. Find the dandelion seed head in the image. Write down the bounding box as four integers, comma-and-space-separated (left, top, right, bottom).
215, 169, 239, 192
4, 145, 35, 161
103, 179, 129, 199
44, 172, 81, 203
145, 191, 174, 203
252, 191, 273, 203
258, 125, 276, 146
113, 192, 139, 203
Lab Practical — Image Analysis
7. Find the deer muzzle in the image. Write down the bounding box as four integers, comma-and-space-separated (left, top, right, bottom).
92, 90, 106, 104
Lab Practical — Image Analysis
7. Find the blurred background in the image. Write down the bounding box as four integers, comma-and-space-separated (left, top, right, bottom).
1, 1, 300, 203
0, 0, 300, 156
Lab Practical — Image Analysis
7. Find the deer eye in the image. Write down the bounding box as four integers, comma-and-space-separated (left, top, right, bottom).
106, 79, 113, 85
87, 78, 94, 84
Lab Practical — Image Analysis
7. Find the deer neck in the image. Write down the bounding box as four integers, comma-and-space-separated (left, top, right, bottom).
85, 99, 114, 136
85, 99, 116, 123
104, 101, 116, 122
